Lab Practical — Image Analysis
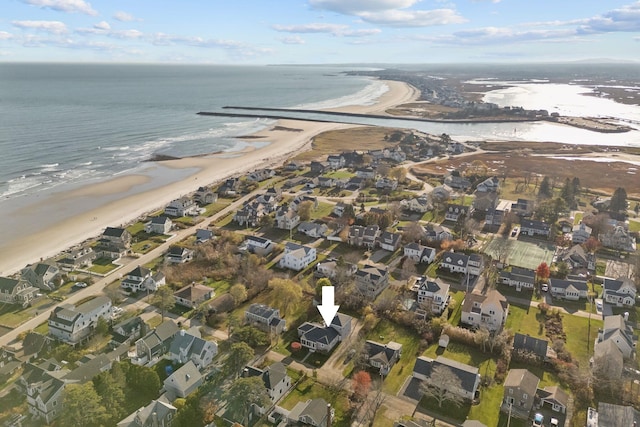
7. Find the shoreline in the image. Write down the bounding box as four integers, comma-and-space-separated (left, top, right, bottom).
0, 80, 418, 275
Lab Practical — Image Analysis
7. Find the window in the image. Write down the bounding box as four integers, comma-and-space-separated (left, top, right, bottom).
508, 388, 513, 395
523, 393, 528, 400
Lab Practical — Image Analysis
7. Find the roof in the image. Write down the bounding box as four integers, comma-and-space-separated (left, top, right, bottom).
22, 332, 51, 357
63, 354, 111, 383
150, 215, 171, 224
538, 385, 569, 408
520, 219, 550, 231
168, 246, 192, 256
246, 362, 288, 390
117, 399, 177, 427
128, 266, 151, 278
331, 313, 352, 328
289, 398, 330, 425
512, 333, 548, 358
0, 277, 20, 293
246, 235, 272, 245
173, 283, 212, 302
32, 263, 58, 276
155, 320, 180, 341
604, 277, 635, 292
103, 227, 127, 238
33, 374, 65, 405
413, 356, 479, 394
549, 278, 588, 291
441, 252, 469, 267
246, 303, 278, 320
597, 403, 640, 426
164, 360, 202, 391
300, 323, 339, 345
504, 369, 539, 396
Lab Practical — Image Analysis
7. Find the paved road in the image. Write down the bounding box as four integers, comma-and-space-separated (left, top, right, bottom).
0, 190, 261, 348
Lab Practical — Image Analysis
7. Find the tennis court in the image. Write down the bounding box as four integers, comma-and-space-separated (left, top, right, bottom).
484, 237, 555, 270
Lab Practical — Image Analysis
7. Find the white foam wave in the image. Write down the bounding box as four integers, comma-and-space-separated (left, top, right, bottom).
295, 79, 389, 110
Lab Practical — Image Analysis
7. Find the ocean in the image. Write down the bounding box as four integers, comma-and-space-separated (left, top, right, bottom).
0, 63, 388, 201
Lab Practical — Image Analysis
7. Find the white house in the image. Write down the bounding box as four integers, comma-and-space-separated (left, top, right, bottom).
601, 225, 637, 252
499, 267, 535, 292
520, 219, 551, 237
166, 246, 194, 264
245, 303, 286, 334
243, 362, 291, 406
163, 360, 203, 400
354, 264, 389, 298
549, 278, 588, 300
444, 204, 470, 222
121, 267, 165, 292
596, 315, 636, 359
378, 231, 402, 252
48, 296, 112, 344
244, 236, 275, 256
461, 290, 508, 332
168, 329, 217, 369
571, 222, 592, 244
603, 277, 636, 307
298, 222, 328, 238
278, 242, 316, 271
145, 216, 172, 235
410, 276, 450, 314
401, 196, 432, 213
0, 277, 38, 306
297, 313, 352, 353
165, 197, 198, 217
275, 207, 301, 231
403, 243, 436, 264
441, 252, 483, 276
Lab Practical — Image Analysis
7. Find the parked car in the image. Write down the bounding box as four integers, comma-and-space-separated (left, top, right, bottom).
533, 413, 544, 427
596, 300, 603, 311
541, 283, 549, 292
74, 282, 87, 288
550, 418, 559, 427
511, 227, 519, 237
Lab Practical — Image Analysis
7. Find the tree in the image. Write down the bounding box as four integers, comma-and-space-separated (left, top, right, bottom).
491, 236, 511, 266
298, 200, 314, 221
538, 176, 552, 199
152, 285, 175, 321
584, 236, 602, 253
536, 262, 551, 283
401, 257, 417, 281
610, 187, 628, 213
315, 278, 332, 299
127, 364, 162, 399
377, 163, 390, 178
229, 283, 248, 307
402, 221, 426, 244
224, 376, 271, 425
561, 177, 575, 207
232, 325, 269, 348
96, 316, 109, 336
268, 278, 302, 317
555, 261, 570, 279
225, 342, 254, 378
93, 371, 127, 425
259, 214, 274, 228
60, 383, 108, 427
390, 166, 407, 183
419, 366, 466, 408
351, 371, 372, 401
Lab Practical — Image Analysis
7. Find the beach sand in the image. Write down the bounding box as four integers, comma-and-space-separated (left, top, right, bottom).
0, 80, 418, 275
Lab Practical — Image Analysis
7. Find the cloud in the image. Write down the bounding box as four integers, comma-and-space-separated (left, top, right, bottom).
272, 23, 380, 36
113, 11, 138, 22
358, 9, 467, 27
151, 33, 273, 59
309, 0, 418, 14
577, 1, 640, 33
279, 35, 306, 44
22, 0, 98, 16
12, 20, 68, 35
425, 27, 579, 45
76, 24, 143, 39
93, 21, 110, 31
0, 31, 14, 40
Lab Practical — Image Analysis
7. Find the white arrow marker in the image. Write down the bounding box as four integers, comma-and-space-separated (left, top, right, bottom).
317, 286, 340, 327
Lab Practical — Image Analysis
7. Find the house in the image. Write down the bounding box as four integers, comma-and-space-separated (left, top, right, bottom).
173, 283, 214, 309
318, 176, 335, 188
193, 186, 217, 205
247, 168, 275, 182
384, 147, 407, 163
315, 260, 357, 280
592, 339, 623, 379
243, 362, 291, 405
444, 204, 470, 222
233, 202, 265, 227
476, 176, 500, 193
133, 320, 180, 365
572, 222, 592, 244
557, 244, 596, 271
145, 216, 172, 235
403, 243, 436, 264
275, 207, 301, 231
376, 178, 398, 191
431, 184, 453, 202
603, 277, 636, 307
165, 246, 194, 264
410, 276, 450, 314
354, 264, 389, 298
219, 177, 240, 195
297, 313, 352, 353
355, 167, 376, 179
444, 174, 471, 190
549, 277, 588, 300
264, 186, 283, 201
461, 290, 508, 331
327, 154, 345, 170
244, 236, 275, 255
285, 161, 304, 171
332, 202, 347, 217
24, 368, 66, 424
378, 231, 402, 252
520, 219, 551, 237
485, 208, 506, 227
364, 340, 402, 375
595, 314, 636, 359
447, 142, 465, 154
121, 266, 165, 292
558, 217, 574, 233
195, 228, 214, 243
165, 197, 198, 217
592, 402, 640, 426
279, 242, 317, 271
310, 161, 329, 175
440, 252, 484, 276
600, 225, 636, 252
501, 369, 540, 419
412, 356, 480, 401
500, 267, 535, 292
169, 329, 217, 369
100, 226, 132, 248
63, 353, 112, 384
401, 196, 432, 213
255, 193, 280, 210
348, 225, 380, 249
163, 360, 203, 400
472, 191, 499, 213
424, 224, 452, 242
48, 296, 112, 344
298, 222, 328, 238
512, 333, 554, 362
117, 398, 177, 427
290, 195, 318, 212
245, 303, 286, 334
511, 199, 535, 217
21, 263, 60, 291
20, 332, 53, 362
57, 247, 96, 271
537, 385, 569, 414
286, 398, 333, 427
110, 316, 146, 348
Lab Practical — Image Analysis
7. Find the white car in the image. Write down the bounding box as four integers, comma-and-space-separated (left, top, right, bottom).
74, 282, 87, 288
541, 283, 549, 292
550, 418, 559, 427
596, 300, 603, 311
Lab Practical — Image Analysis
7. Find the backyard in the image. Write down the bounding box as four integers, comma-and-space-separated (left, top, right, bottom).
279, 377, 352, 427
484, 237, 555, 270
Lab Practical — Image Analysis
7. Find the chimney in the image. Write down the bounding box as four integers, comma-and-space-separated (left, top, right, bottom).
185, 374, 190, 382
625, 312, 630, 321
180, 329, 185, 336
243, 368, 249, 378
152, 411, 159, 427
326, 403, 332, 427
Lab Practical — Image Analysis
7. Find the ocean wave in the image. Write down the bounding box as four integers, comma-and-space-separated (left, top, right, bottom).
294, 78, 389, 110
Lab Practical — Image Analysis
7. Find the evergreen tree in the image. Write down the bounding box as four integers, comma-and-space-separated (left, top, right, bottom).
224, 377, 271, 426
59, 383, 108, 427
561, 178, 574, 207
571, 177, 581, 197
610, 187, 628, 212
538, 176, 552, 199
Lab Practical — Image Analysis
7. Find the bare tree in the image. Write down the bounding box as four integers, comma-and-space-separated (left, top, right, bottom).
420, 366, 466, 408
402, 221, 426, 244
491, 236, 512, 266
401, 257, 417, 281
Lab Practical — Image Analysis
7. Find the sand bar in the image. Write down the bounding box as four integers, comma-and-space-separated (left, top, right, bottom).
0, 80, 418, 275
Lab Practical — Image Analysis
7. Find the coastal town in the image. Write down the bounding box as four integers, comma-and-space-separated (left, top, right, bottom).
0, 107, 639, 427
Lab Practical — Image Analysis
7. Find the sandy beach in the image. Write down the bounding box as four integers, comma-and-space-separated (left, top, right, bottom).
0, 80, 418, 275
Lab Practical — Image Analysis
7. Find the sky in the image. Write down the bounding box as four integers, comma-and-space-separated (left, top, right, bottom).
1, 0, 639, 63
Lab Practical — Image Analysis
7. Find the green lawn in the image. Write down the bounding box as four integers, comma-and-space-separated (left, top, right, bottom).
573, 212, 583, 225
0, 298, 55, 328
448, 291, 465, 326
131, 240, 161, 254
202, 200, 232, 217
126, 221, 146, 236
366, 320, 423, 394
468, 383, 504, 426
312, 202, 335, 220
88, 258, 119, 274
279, 377, 351, 427
629, 219, 640, 232
563, 313, 602, 369
325, 170, 355, 179
505, 304, 546, 338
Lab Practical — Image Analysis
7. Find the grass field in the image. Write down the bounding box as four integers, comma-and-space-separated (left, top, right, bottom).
484, 238, 555, 270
